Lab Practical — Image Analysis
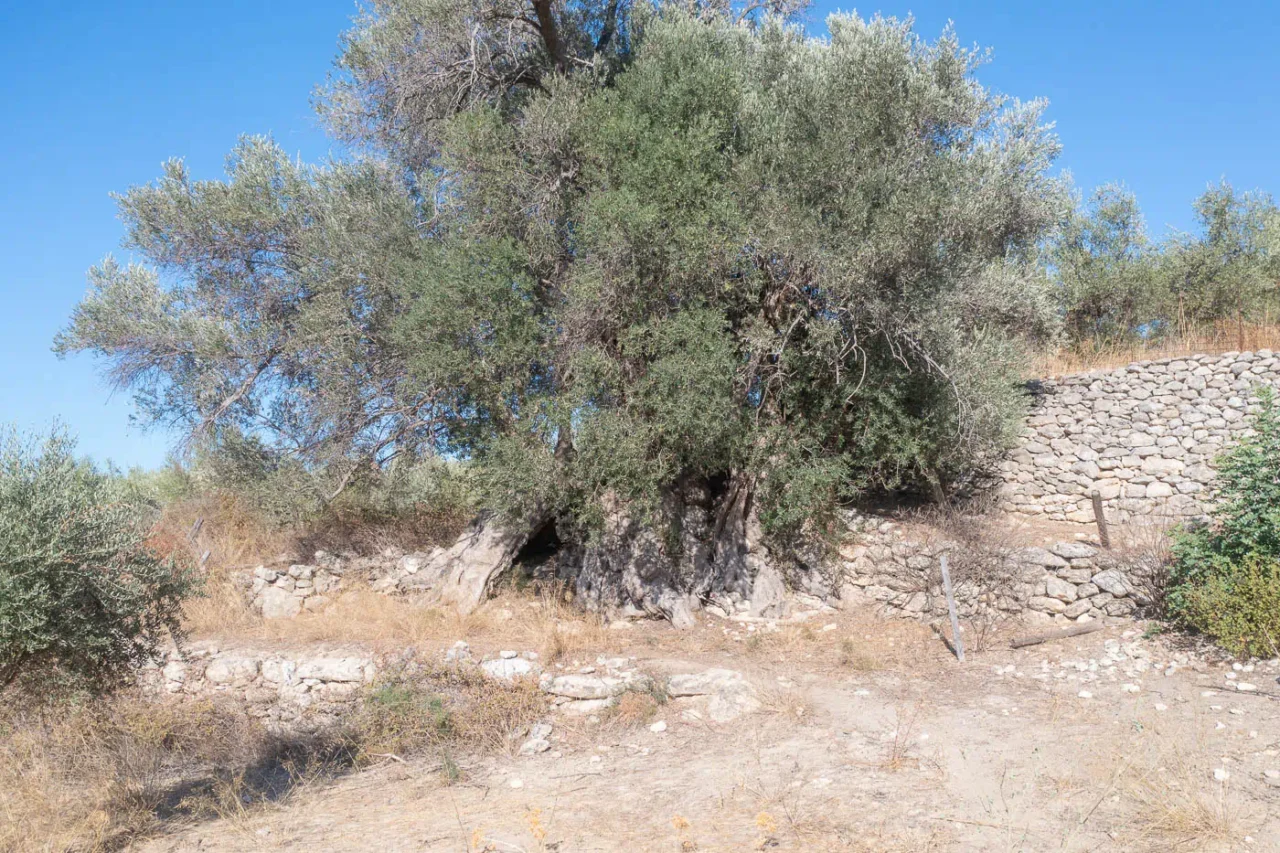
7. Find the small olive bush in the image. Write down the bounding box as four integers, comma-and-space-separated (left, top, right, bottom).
0, 428, 195, 692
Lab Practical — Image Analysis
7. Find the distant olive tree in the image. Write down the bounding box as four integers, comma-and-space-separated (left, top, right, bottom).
1166, 181, 1280, 328
0, 428, 194, 692
1052, 184, 1162, 343
1052, 180, 1280, 348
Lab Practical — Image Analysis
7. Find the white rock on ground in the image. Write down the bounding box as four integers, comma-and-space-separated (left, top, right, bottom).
667, 668, 761, 722
481, 657, 538, 681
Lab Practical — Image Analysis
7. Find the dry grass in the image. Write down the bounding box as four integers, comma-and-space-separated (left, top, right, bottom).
879, 701, 927, 772
1035, 320, 1280, 376
249, 588, 496, 648
1123, 771, 1244, 850
837, 636, 879, 670
526, 585, 613, 664
148, 494, 293, 579
1107, 743, 1250, 851
0, 663, 548, 852
154, 491, 476, 644
604, 689, 664, 728
737, 617, 943, 674
183, 577, 590, 650
181, 550, 618, 667
741, 624, 822, 662
350, 664, 548, 762
0, 692, 278, 852
756, 684, 811, 724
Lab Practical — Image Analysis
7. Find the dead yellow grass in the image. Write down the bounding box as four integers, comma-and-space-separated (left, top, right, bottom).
603, 689, 663, 728
151, 494, 293, 578
1034, 320, 1280, 376
0, 666, 549, 851
260, 589, 497, 648
1068, 726, 1253, 852
530, 593, 613, 663
1123, 767, 1245, 851
736, 616, 941, 675
351, 665, 548, 762
184, 575, 620, 668
0, 693, 274, 852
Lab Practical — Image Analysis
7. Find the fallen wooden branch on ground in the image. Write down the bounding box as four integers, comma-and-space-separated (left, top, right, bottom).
1010, 619, 1107, 649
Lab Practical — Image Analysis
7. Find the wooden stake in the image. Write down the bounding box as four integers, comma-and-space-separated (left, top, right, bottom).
940, 553, 964, 663
1090, 490, 1111, 550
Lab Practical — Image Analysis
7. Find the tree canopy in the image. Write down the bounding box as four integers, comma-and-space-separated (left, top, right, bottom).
1050, 180, 1280, 348
59, 2, 1067, 612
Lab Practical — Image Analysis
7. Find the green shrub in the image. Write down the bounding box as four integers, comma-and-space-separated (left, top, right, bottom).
1176, 555, 1280, 657
1169, 387, 1280, 655
0, 428, 196, 692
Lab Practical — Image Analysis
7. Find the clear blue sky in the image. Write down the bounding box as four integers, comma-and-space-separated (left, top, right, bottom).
3, 1, 1278, 469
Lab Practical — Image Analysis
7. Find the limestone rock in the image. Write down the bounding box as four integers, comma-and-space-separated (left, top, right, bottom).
1044, 576, 1078, 602
295, 657, 371, 683
260, 587, 302, 620
542, 674, 631, 699
1091, 569, 1132, 597
1050, 542, 1096, 560
667, 668, 748, 697
1018, 547, 1070, 569
749, 564, 789, 618
666, 668, 760, 722
482, 657, 539, 681
205, 657, 258, 685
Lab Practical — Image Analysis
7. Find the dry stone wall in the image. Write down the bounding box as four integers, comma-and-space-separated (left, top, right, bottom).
235, 564, 345, 619
141, 641, 761, 733
999, 350, 1279, 524
836, 517, 1145, 625
140, 644, 378, 731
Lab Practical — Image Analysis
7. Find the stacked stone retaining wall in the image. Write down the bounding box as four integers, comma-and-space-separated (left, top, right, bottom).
140, 645, 379, 731
836, 517, 1144, 625
999, 350, 1279, 524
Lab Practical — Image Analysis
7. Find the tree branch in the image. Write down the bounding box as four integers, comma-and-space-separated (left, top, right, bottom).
531, 0, 567, 72
201, 349, 279, 434
595, 0, 620, 53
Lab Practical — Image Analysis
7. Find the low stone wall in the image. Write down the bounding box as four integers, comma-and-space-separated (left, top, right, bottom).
836, 517, 1145, 625
235, 564, 346, 619
999, 350, 1279, 524
140, 644, 378, 731
224, 517, 1146, 631
141, 642, 760, 733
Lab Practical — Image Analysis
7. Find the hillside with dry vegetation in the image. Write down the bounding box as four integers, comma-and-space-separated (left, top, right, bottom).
7, 2, 1280, 851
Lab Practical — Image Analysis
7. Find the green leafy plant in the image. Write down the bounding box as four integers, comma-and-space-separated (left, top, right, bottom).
0, 428, 195, 693
1176, 555, 1280, 657
1169, 387, 1280, 654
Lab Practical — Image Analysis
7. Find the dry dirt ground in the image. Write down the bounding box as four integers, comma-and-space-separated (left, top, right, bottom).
133, 610, 1280, 853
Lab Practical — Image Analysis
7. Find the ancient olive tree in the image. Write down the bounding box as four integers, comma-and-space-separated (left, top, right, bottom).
60, 3, 1065, 620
